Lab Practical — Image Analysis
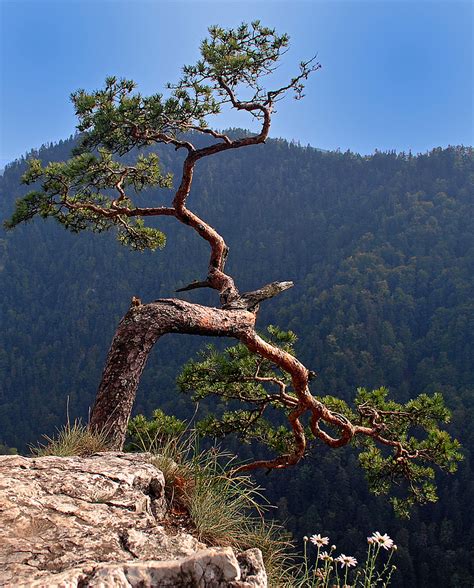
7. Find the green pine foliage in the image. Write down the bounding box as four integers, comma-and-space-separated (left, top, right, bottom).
127, 409, 187, 452
4, 22, 315, 254
5, 150, 170, 251
176, 334, 463, 516
178, 327, 298, 453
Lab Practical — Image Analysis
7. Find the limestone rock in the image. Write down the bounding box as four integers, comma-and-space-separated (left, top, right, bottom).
23, 547, 266, 587
0, 452, 267, 587
233, 549, 268, 587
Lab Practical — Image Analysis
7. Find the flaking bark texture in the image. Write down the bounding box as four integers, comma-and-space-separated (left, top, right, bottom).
90, 300, 256, 449
84, 62, 355, 468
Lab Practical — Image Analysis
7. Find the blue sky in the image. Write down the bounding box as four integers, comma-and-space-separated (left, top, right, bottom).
0, 0, 472, 169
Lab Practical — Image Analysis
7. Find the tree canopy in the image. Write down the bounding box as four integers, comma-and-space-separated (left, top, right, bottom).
6, 21, 318, 254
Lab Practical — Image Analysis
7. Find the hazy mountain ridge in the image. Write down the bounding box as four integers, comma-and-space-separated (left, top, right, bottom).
0, 138, 473, 586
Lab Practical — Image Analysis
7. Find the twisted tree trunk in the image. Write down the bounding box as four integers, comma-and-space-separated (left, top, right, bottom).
90, 288, 388, 471
88, 86, 381, 470
90, 299, 256, 449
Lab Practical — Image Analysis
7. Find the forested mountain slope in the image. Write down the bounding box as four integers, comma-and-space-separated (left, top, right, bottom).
0, 138, 473, 586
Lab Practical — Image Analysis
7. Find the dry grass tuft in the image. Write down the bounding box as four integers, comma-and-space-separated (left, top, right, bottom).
31, 420, 111, 457
137, 430, 295, 586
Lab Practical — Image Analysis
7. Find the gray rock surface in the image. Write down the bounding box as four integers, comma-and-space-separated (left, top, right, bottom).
0, 452, 267, 587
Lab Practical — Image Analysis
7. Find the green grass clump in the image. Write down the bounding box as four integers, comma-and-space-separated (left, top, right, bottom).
33, 415, 295, 584
32, 420, 111, 457
130, 422, 294, 586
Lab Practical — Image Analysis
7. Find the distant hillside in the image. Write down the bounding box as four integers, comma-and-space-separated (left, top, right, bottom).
0, 138, 473, 586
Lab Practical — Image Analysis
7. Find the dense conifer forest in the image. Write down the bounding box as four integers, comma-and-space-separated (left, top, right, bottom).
0, 137, 472, 586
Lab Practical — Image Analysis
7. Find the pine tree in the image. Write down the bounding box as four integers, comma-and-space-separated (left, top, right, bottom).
5, 22, 462, 514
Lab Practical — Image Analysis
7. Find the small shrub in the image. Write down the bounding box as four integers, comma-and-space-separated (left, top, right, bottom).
127, 410, 187, 453
0, 442, 17, 455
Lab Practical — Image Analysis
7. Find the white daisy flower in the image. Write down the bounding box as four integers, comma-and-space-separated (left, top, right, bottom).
310, 533, 330, 547
335, 554, 358, 568
371, 531, 394, 550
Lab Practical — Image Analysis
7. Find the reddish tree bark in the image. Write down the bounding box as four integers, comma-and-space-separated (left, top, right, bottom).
90, 300, 256, 449
88, 120, 402, 467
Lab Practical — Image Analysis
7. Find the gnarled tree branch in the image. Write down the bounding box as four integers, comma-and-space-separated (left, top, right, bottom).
89, 300, 256, 448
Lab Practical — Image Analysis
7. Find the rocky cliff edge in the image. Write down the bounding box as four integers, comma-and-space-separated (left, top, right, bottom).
0, 452, 267, 587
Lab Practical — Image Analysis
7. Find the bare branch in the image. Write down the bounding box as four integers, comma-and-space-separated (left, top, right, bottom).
232, 405, 306, 473
184, 126, 232, 145
176, 280, 212, 293
64, 200, 176, 219
267, 56, 322, 104
224, 281, 294, 310
111, 172, 128, 208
